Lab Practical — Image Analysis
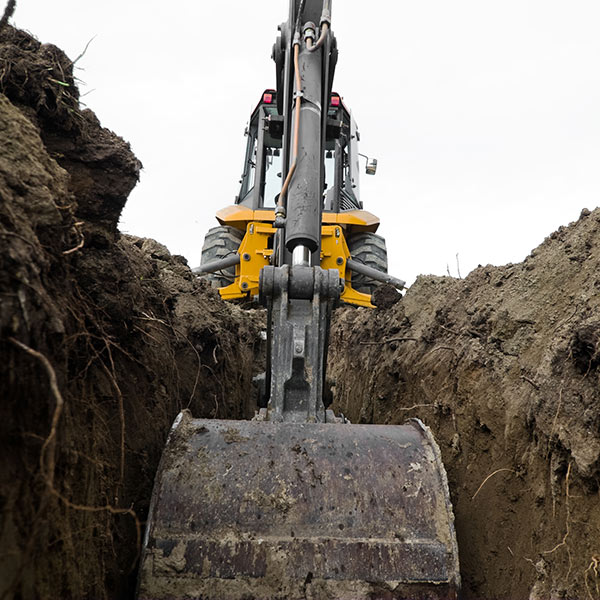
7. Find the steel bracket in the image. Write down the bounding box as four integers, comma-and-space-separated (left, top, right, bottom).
260, 265, 340, 423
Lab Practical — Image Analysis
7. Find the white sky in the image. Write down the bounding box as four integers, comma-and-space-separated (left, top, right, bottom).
13, 1, 600, 285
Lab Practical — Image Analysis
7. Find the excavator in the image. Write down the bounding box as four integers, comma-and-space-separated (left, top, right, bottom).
137, 2, 460, 598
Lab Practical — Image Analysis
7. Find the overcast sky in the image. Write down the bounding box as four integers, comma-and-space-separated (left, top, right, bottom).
13, 1, 600, 285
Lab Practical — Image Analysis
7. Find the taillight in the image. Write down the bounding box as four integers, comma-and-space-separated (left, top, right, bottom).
263, 92, 273, 104
330, 94, 340, 107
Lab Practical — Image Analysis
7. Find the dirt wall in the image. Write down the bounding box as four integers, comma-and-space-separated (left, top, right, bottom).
329, 209, 600, 599
0, 26, 261, 599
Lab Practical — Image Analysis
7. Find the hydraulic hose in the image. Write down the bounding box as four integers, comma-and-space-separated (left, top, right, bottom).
279, 0, 329, 203
307, 22, 329, 52
308, 0, 331, 52
294, 0, 306, 35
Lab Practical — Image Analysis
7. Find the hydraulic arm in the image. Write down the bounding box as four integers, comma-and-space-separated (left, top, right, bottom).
137, 3, 460, 598
260, 0, 340, 422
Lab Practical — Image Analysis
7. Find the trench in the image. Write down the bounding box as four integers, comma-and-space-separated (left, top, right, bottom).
2, 24, 600, 600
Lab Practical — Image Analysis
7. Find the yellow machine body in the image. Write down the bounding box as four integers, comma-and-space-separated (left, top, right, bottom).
216, 205, 380, 307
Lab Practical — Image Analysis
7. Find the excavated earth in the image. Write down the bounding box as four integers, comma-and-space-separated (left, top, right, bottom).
330, 210, 600, 599
1, 24, 599, 600
0, 26, 261, 599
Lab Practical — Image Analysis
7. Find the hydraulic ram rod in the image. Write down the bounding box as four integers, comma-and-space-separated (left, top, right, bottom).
346, 258, 406, 290
192, 253, 240, 275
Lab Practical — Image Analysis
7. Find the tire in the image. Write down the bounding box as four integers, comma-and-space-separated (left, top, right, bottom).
200, 226, 244, 288
347, 232, 388, 295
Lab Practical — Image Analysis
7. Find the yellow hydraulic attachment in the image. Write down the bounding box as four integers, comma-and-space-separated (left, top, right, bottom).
216, 206, 380, 307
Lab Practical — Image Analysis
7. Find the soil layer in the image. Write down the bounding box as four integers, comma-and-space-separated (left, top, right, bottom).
330, 208, 600, 599
0, 26, 260, 599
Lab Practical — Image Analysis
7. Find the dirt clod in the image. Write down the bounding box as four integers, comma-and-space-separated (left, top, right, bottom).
371, 283, 402, 309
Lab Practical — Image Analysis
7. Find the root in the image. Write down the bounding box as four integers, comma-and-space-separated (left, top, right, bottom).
138, 311, 202, 407
0, 228, 39, 249
543, 461, 572, 555
62, 221, 85, 255
99, 350, 125, 505
520, 375, 540, 390
547, 387, 564, 461
584, 555, 600, 600
439, 324, 461, 336
471, 468, 517, 501
360, 337, 418, 346
69, 36, 96, 67
396, 402, 436, 412
46, 486, 141, 573
8, 336, 142, 578
542, 461, 573, 582
550, 387, 564, 439
9, 337, 63, 487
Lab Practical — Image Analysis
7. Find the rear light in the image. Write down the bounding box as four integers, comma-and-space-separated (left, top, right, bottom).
263, 92, 273, 104
330, 95, 340, 107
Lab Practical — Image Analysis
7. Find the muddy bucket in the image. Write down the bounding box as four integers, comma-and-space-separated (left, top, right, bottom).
137, 411, 460, 599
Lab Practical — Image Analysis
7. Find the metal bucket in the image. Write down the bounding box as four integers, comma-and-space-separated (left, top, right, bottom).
137, 411, 460, 599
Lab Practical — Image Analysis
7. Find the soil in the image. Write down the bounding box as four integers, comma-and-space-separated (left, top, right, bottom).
329, 207, 600, 599
0, 25, 261, 599
1, 22, 599, 600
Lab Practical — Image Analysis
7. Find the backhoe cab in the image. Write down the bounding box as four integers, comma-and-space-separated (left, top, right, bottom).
198, 89, 401, 307
237, 89, 363, 213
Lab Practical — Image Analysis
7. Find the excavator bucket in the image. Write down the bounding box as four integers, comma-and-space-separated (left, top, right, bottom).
137, 411, 460, 599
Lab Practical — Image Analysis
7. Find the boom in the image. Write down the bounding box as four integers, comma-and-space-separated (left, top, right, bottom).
137, 3, 461, 598
260, 0, 340, 422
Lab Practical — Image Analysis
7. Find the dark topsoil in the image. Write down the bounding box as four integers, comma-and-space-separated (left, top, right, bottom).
1, 24, 599, 600
0, 26, 261, 599
330, 211, 600, 599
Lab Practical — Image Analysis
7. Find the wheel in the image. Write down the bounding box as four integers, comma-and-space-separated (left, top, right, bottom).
347, 232, 388, 294
200, 226, 244, 288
